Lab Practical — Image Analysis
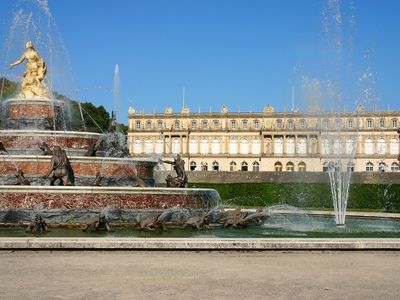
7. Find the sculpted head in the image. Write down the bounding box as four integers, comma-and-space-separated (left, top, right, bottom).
53, 146, 62, 155
25, 41, 34, 50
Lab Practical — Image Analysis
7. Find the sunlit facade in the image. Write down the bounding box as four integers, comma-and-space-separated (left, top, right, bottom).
128, 105, 399, 173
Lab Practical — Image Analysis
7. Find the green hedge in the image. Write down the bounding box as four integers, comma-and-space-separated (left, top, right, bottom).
191, 182, 400, 212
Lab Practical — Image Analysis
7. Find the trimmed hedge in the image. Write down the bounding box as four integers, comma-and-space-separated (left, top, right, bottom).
192, 182, 400, 212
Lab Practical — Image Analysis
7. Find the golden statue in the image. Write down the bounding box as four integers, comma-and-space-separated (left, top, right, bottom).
9, 41, 49, 99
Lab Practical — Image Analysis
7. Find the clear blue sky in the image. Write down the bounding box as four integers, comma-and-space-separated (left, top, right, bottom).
1, 0, 399, 123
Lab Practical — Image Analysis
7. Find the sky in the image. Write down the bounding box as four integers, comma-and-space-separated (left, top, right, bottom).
1, 0, 400, 124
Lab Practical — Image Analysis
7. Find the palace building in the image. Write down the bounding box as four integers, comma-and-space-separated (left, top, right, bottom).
127, 105, 399, 173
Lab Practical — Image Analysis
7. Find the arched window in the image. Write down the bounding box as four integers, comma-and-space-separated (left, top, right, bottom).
201, 161, 208, 171
323, 162, 329, 172
377, 138, 386, 155
174, 120, 180, 130
200, 139, 208, 155
241, 161, 248, 171
347, 162, 354, 172
286, 161, 294, 172
212, 161, 219, 171
155, 139, 163, 154
365, 138, 374, 155
252, 161, 260, 172
391, 162, 399, 172
346, 139, 355, 156
211, 139, 221, 154
274, 138, 283, 154
229, 139, 238, 154
189, 139, 198, 154
390, 139, 399, 155
133, 139, 142, 154
190, 161, 197, 171
366, 162, 374, 172
286, 138, 295, 154
171, 138, 181, 154
297, 138, 307, 154
229, 161, 237, 172
333, 139, 341, 155
298, 162, 306, 172
274, 162, 282, 172
240, 139, 249, 155
322, 139, 330, 155
252, 139, 261, 155
379, 162, 386, 172
144, 139, 153, 154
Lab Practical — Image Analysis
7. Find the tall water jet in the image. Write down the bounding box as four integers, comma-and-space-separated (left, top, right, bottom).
113, 64, 120, 122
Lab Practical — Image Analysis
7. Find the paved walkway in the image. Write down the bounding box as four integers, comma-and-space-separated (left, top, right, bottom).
0, 251, 399, 299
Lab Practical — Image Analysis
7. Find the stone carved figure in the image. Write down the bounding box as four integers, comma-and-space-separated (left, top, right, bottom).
43, 146, 74, 186
9, 41, 49, 99
14, 169, 30, 185
138, 213, 165, 231
83, 214, 112, 232
39, 142, 53, 155
163, 154, 188, 188
26, 213, 50, 233
182, 214, 210, 230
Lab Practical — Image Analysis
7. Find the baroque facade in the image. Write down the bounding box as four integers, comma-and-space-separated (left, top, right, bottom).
127, 105, 399, 173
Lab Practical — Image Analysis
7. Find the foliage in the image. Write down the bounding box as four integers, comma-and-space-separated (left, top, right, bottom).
192, 182, 400, 212
80, 102, 110, 133
0, 77, 18, 100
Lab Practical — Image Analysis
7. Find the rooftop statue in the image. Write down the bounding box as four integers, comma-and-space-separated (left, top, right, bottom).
9, 41, 50, 99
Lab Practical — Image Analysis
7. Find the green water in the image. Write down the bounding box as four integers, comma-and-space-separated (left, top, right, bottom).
1, 215, 399, 238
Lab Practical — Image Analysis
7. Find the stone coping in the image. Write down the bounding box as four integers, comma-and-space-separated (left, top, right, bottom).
0, 237, 399, 250
0, 129, 102, 138
0, 154, 157, 163
0, 185, 217, 194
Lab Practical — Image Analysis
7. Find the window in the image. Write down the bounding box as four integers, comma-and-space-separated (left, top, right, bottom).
189, 139, 198, 154
202, 120, 208, 129
171, 138, 181, 154
347, 162, 354, 172
333, 139, 341, 155
274, 138, 283, 154
323, 162, 329, 172
364, 138, 374, 155
241, 161, 248, 171
229, 161, 237, 172
347, 119, 353, 128
254, 120, 260, 129
299, 119, 305, 129
323, 119, 329, 129
240, 139, 249, 155
201, 162, 208, 171
191, 121, 197, 130
133, 139, 142, 154
298, 162, 306, 172
190, 161, 197, 171
379, 119, 385, 128
211, 139, 221, 154
229, 139, 238, 154
286, 138, 295, 154
377, 138, 386, 155
174, 120, 180, 130
392, 119, 398, 128
391, 162, 399, 172
145, 120, 152, 129
390, 139, 399, 155
231, 120, 236, 129
213, 120, 219, 129
252, 161, 260, 172
346, 139, 355, 155
157, 121, 163, 130
322, 139, 330, 155
212, 161, 219, 171
144, 139, 153, 154
200, 139, 208, 155
155, 139, 163, 154
286, 162, 294, 172
379, 162, 386, 172
366, 162, 374, 171
242, 120, 248, 129
274, 162, 282, 172
135, 121, 141, 130
252, 139, 261, 155
276, 120, 282, 129
335, 119, 341, 128
367, 119, 373, 128
298, 138, 307, 154
288, 120, 294, 129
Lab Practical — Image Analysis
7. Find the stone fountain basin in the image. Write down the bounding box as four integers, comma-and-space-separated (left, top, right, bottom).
0, 186, 220, 224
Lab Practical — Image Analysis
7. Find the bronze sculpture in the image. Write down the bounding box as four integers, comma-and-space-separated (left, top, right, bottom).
14, 169, 31, 185
163, 154, 188, 188
43, 146, 74, 186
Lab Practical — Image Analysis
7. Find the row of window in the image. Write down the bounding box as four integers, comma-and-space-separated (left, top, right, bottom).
365, 162, 399, 172
133, 118, 398, 131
